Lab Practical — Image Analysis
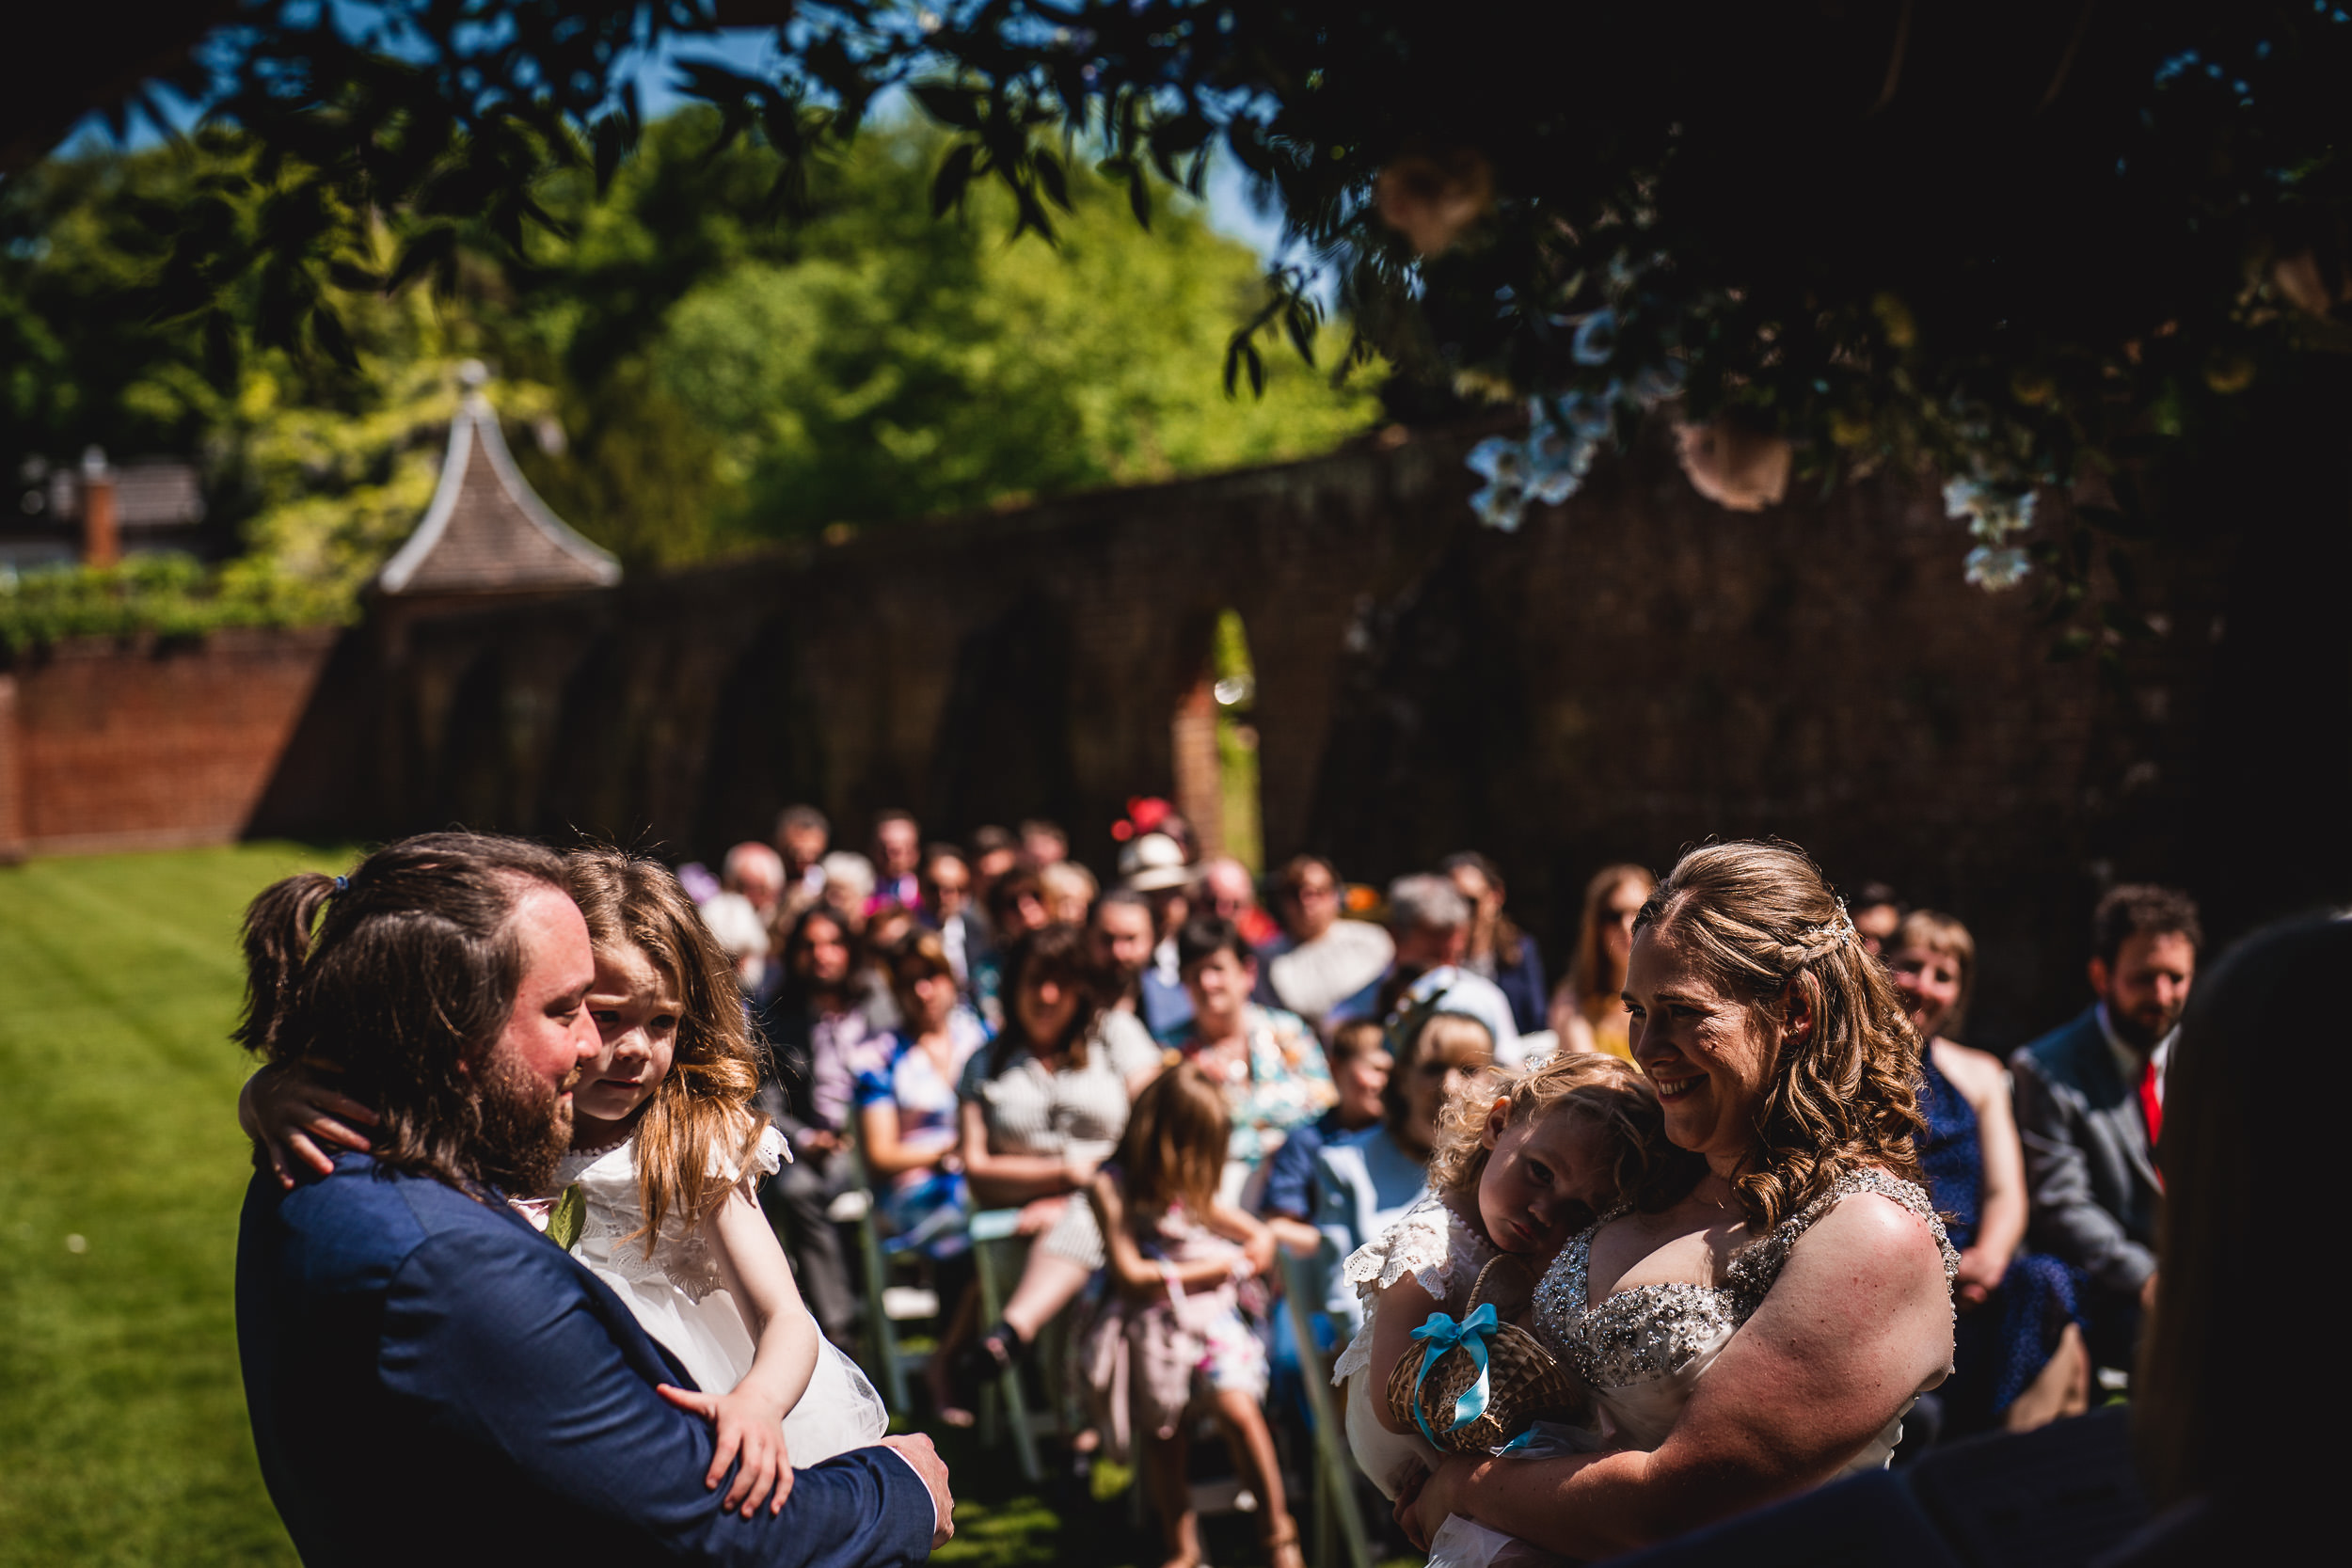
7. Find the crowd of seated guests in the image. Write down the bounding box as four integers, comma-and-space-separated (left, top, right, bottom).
677, 801, 2226, 1565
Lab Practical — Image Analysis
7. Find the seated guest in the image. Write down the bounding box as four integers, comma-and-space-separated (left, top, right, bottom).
1257, 1020, 1391, 1254
1039, 859, 1098, 927
2011, 883, 2199, 1376
755, 907, 873, 1350
1329, 874, 1521, 1067
1888, 911, 2090, 1438
232, 832, 949, 1566
954, 925, 1164, 1391
1199, 854, 1283, 948
772, 803, 832, 928
1018, 818, 1069, 867
818, 850, 878, 938
1441, 850, 1548, 1036
853, 902, 921, 1033
1548, 862, 1655, 1061
1120, 832, 1197, 1038
917, 843, 980, 992
855, 932, 989, 1418
869, 810, 923, 912
1165, 916, 1337, 1202
1260, 854, 1393, 1025
969, 865, 1050, 1031
1850, 880, 1905, 958
1313, 1011, 1494, 1342
966, 825, 1021, 925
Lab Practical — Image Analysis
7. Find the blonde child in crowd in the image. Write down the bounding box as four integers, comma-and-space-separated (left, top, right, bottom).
1085, 1064, 1302, 1568
240, 847, 885, 1516
1332, 1051, 1704, 1499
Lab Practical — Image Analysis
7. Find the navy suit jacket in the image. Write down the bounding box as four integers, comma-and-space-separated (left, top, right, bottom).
2010, 1006, 2163, 1293
236, 1153, 935, 1567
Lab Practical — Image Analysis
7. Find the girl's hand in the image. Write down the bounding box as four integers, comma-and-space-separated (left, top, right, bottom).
658, 1384, 795, 1516
1241, 1227, 1279, 1278
1954, 1244, 2006, 1310
241, 1062, 377, 1189
1405, 1457, 1470, 1551
1391, 1461, 1435, 1551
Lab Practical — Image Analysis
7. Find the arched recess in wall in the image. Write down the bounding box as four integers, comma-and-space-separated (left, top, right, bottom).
1170, 608, 1264, 872
693, 615, 825, 863
427, 650, 516, 834
926, 590, 1078, 843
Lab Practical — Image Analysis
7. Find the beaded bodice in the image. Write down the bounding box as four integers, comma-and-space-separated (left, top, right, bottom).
1534, 1167, 1958, 1391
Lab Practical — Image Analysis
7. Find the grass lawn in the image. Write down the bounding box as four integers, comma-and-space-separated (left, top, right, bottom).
0, 844, 1392, 1568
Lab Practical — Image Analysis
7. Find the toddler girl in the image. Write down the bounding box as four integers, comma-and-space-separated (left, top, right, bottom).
1084, 1064, 1300, 1568
1332, 1050, 1701, 1499
240, 847, 885, 1515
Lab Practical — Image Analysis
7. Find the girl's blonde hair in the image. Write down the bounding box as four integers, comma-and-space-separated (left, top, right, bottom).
1113, 1063, 1230, 1221
564, 847, 767, 1254
1427, 1049, 1701, 1214
1637, 840, 1926, 1227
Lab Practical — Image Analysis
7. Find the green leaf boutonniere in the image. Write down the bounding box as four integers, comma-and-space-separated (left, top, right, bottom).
545, 1183, 585, 1252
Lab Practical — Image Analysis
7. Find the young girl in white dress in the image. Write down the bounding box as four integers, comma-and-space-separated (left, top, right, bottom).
1333, 1051, 1702, 1499
241, 848, 885, 1516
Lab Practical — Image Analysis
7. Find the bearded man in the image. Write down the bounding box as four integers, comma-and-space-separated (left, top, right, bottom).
231, 832, 949, 1567
2011, 882, 2201, 1378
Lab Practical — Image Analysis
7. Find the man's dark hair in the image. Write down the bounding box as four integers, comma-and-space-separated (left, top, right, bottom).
779, 905, 851, 999
2092, 884, 2203, 967
872, 808, 917, 833
986, 865, 1045, 928
1276, 853, 1338, 902
1175, 914, 1253, 973
1090, 885, 1152, 926
986, 923, 1104, 1075
1853, 880, 1904, 916
775, 803, 829, 838
1019, 818, 1068, 849
234, 832, 569, 1192
920, 842, 967, 877
971, 824, 1018, 856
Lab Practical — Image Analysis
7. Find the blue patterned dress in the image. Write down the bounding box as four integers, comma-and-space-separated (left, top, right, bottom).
1917, 1047, 2088, 1431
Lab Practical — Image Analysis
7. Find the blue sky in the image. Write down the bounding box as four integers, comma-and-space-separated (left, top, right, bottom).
59, 21, 1291, 264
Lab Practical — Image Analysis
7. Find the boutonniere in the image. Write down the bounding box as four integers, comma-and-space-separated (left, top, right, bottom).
545, 1183, 585, 1251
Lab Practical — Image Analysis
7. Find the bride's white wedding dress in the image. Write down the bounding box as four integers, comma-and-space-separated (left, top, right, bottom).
1530, 1166, 1959, 1468
550, 1125, 887, 1466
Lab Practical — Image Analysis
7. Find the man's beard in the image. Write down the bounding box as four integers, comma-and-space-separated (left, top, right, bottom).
2110, 997, 2184, 1052
470, 1046, 577, 1198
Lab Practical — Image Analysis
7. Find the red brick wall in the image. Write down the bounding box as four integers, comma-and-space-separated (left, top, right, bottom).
0, 628, 340, 857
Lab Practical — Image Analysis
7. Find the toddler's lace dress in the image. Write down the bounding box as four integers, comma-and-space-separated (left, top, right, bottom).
1328, 1195, 1501, 1498
552, 1124, 887, 1465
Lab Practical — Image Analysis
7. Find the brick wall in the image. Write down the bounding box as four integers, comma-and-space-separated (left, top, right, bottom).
8, 422, 2343, 1045
0, 628, 340, 858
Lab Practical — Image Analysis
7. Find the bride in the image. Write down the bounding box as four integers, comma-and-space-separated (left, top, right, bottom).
1402, 842, 1956, 1560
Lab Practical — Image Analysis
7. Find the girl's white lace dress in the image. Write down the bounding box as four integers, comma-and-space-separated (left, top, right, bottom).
552, 1125, 887, 1465
1329, 1195, 1501, 1498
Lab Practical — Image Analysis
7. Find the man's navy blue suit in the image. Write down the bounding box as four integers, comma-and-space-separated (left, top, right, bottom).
236, 1151, 935, 1567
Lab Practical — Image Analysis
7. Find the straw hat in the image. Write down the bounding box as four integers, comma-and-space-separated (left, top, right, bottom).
1385, 1256, 1581, 1452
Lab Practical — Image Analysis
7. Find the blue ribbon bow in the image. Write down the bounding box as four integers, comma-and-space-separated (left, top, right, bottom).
1406, 1303, 1500, 1447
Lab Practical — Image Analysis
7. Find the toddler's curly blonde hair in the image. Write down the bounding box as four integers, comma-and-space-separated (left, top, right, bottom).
1426, 1050, 1703, 1216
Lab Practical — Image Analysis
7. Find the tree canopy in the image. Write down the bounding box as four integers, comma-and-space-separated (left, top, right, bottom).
0, 110, 1375, 638
10, 2, 2350, 621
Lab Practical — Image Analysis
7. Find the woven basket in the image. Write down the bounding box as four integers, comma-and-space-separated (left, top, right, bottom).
1384, 1256, 1581, 1453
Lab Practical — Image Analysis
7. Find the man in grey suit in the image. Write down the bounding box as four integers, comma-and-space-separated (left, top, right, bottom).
2011, 884, 2201, 1374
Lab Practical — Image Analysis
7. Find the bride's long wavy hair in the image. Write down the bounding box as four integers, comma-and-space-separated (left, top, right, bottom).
564, 847, 766, 1254
1637, 840, 1925, 1228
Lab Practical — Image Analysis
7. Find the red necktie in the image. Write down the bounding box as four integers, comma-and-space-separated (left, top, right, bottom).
2139, 1057, 2164, 1186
